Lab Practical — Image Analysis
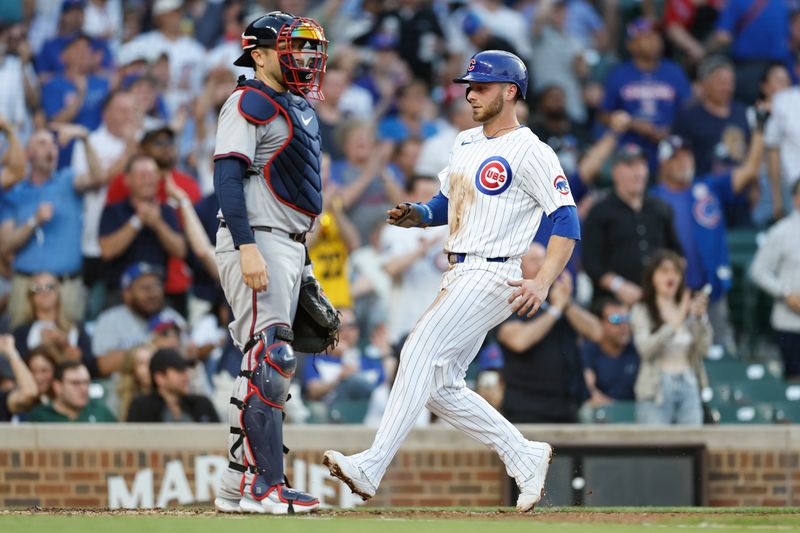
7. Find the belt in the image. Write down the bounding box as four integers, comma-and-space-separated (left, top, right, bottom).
220, 221, 306, 243
446, 252, 509, 265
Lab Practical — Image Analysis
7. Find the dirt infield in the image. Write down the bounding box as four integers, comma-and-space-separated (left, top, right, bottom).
3, 507, 799, 524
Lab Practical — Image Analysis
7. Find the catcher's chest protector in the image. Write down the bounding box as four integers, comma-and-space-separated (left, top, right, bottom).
237, 78, 323, 216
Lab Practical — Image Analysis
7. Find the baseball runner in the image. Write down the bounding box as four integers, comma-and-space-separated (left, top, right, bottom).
323, 50, 581, 512
211, 11, 339, 515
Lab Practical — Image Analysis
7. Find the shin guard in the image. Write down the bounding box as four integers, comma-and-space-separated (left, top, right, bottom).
239, 325, 296, 497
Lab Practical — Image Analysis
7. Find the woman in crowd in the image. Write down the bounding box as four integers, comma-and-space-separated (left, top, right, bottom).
13, 273, 97, 377
631, 250, 712, 425
116, 344, 154, 421
25, 344, 59, 406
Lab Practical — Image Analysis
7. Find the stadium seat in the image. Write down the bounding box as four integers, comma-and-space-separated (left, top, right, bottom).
704, 360, 749, 384
713, 404, 771, 424
329, 399, 370, 424
768, 402, 800, 424
706, 383, 733, 406
726, 228, 773, 357
591, 401, 637, 423
730, 380, 787, 405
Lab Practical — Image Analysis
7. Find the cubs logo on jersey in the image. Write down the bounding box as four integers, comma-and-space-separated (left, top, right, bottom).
692, 183, 721, 229
553, 175, 570, 195
475, 156, 513, 196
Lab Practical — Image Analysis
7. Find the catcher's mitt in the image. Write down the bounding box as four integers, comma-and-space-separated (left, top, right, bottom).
292, 275, 340, 354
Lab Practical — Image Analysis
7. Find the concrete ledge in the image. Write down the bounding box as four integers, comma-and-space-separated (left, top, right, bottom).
0, 423, 797, 451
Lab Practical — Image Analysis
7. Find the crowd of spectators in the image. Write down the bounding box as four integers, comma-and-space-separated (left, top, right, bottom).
2, 0, 800, 427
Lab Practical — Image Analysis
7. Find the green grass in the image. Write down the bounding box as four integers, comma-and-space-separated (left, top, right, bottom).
2, 508, 799, 533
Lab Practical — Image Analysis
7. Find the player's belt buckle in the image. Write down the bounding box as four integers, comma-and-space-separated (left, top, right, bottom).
447, 253, 466, 265
447, 253, 508, 265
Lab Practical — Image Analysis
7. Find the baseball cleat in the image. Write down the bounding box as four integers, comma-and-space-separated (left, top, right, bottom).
516, 442, 553, 512
322, 450, 377, 501
239, 484, 320, 515
214, 496, 241, 513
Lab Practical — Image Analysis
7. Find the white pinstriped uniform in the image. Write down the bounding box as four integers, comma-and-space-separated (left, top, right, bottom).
348, 125, 576, 490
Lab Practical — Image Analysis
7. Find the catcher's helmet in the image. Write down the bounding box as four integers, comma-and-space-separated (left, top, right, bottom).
235, 11, 328, 100
453, 50, 528, 100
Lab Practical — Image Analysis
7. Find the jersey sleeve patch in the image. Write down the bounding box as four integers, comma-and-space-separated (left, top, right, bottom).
237, 88, 280, 125
553, 175, 571, 195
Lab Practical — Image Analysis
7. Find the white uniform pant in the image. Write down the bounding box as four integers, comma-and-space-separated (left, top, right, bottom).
350, 257, 548, 488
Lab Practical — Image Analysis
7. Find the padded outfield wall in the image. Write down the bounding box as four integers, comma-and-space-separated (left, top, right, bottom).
0, 425, 798, 508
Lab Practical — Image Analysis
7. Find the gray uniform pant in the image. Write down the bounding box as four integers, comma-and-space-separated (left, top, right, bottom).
214, 225, 305, 500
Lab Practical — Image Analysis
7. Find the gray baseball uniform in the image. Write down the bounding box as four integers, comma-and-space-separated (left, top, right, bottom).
213, 78, 323, 502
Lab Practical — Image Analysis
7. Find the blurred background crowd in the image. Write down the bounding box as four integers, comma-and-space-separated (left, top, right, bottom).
1, 0, 800, 428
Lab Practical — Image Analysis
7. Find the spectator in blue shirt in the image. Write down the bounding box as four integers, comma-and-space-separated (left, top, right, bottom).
601, 18, 692, 176
673, 55, 752, 226
650, 126, 765, 351
41, 33, 110, 169
377, 80, 438, 143
0, 126, 102, 328
581, 297, 640, 406
35, 0, 113, 81
98, 154, 186, 293
712, 0, 792, 103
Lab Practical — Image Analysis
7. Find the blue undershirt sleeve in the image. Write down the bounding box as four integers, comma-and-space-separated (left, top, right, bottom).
213, 156, 254, 249
549, 205, 581, 240
419, 191, 448, 227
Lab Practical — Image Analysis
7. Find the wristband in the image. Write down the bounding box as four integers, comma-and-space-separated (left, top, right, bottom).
546, 306, 563, 320
130, 215, 143, 230
179, 197, 192, 209
609, 275, 624, 292
26, 217, 37, 229
416, 203, 433, 226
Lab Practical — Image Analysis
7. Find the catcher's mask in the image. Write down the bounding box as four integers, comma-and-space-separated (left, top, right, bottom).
235, 11, 328, 100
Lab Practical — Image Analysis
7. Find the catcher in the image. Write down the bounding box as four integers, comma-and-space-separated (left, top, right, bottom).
211, 11, 338, 515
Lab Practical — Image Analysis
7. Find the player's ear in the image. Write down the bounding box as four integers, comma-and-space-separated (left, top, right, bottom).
505, 83, 517, 102
251, 48, 267, 69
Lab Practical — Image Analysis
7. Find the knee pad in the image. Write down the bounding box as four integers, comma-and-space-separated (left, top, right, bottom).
250, 332, 295, 407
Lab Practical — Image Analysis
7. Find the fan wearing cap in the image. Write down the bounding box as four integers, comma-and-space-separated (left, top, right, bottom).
126, 348, 219, 423
104, 125, 202, 309
212, 10, 328, 515
583, 143, 684, 305
651, 122, 766, 350
671, 56, 750, 178
91, 262, 185, 377
600, 18, 691, 174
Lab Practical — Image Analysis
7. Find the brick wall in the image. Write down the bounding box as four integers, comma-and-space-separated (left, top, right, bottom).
1, 425, 798, 508
706, 451, 800, 507
0, 448, 505, 508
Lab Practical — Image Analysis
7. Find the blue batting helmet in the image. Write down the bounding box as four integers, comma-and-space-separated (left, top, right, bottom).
453, 50, 528, 100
